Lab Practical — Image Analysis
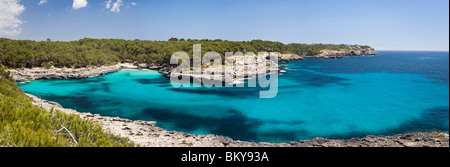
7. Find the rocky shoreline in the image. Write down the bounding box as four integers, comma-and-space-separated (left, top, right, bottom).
306, 48, 378, 59
26, 94, 449, 147
8, 49, 375, 82
9, 65, 122, 82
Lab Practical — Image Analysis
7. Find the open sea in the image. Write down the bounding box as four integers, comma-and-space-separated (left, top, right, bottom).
18, 51, 449, 143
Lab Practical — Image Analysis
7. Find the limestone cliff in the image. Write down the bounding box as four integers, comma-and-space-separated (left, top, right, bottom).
9, 65, 122, 82
308, 48, 378, 59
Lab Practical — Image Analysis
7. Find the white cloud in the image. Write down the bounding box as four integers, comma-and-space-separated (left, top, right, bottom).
105, 0, 112, 9
131, 2, 136, 6
0, 0, 26, 36
38, 0, 47, 5
73, 0, 88, 10
110, 0, 123, 13
105, 0, 127, 13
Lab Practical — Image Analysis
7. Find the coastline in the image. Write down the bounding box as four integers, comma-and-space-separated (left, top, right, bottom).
305, 48, 378, 59
9, 64, 125, 82
7, 49, 374, 82
11, 50, 449, 147
9, 52, 303, 83
26, 93, 449, 147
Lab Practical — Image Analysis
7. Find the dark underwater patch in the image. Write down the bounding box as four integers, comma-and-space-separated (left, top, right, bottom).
265, 120, 306, 126
338, 83, 352, 86
386, 107, 450, 134
101, 83, 112, 92
282, 67, 349, 87
82, 83, 112, 93
139, 107, 315, 142
134, 78, 169, 85
39, 94, 123, 118
278, 85, 301, 89
39, 95, 97, 112
167, 87, 261, 98
326, 107, 450, 139
141, 107, 262, 141
67, 96, 96, 108
260, 129, 305, 142
304, 75, 348, 87
51, 77, 107, 86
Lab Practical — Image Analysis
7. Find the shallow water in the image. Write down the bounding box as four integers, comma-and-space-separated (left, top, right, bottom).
18, 51, 449, 143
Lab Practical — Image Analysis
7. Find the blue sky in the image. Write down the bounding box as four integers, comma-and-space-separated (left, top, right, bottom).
1, 0, 449, 51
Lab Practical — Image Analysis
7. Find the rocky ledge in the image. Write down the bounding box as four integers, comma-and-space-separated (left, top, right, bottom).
9, 65, 122, 82
168, 54, 281, 84
27, 94, 449, 147
163, 52, 303, 84
8, 63, 166, 82
308, 48, 378, 59
278, 53, 304, 62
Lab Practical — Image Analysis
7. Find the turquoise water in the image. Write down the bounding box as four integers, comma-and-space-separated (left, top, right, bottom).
18, 51, 449, 143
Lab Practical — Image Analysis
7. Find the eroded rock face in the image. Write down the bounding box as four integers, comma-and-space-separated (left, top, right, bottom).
164, 52, 302, 84
258, 52, 304, 62
279, 53, 304, 62
158, 66, 173, 78
169, 55, 280, 85
309, 48, 378, 59
8, 63, 167, 82
9, 65, 122, 82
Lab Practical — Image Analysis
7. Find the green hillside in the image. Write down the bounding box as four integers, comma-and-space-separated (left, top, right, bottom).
0, 38, 373, 69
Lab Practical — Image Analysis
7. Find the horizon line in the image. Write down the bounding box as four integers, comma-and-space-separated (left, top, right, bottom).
378, 49, 450, 52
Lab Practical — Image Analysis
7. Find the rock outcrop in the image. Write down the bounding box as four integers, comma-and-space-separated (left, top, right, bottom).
158, 66, 173, 78
27, 94, 449, 147
169, 55, 280, 85
163, 52, 303, 83
278, 53, 304, 62
8, 63, 165, 82
290, 133, 449, 147
9, 65, 122, 82
308, 48, 378, 59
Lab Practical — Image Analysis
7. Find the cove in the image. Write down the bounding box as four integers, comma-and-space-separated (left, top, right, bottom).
18, 51, 450, 143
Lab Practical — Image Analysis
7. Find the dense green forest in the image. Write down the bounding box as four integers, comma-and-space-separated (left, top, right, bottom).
0, 38, 372, 69
0, 68, 134, 147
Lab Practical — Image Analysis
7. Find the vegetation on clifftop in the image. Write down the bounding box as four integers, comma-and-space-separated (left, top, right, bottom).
0, 38, 373, 69
0, 68, 134, 147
